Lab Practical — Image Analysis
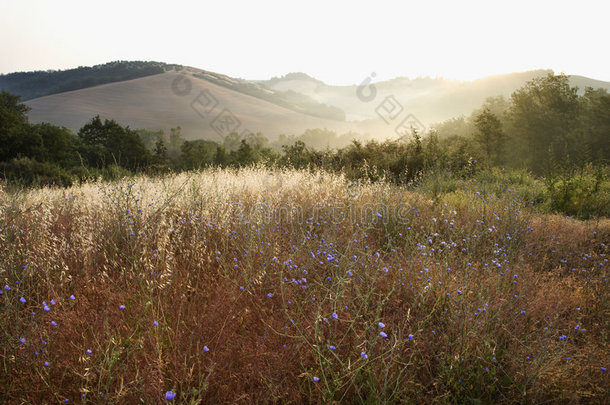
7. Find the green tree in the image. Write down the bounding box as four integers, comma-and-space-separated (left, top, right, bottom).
509, 73, 579, 172
473, 107, 505, 165
78, 116, 150, 170
0, 90, 32, 161
153, 138, 169, 166
579, 87, 610, 163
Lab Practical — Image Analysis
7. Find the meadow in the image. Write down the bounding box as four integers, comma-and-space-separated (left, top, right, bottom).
0, 167, 608, 403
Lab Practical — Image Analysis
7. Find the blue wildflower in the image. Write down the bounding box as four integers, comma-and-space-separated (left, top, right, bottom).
165, 391, 176, 401
361, 352, 368, 359
380, 332, 388, 338
378, 322, 385, 328
203, 346, 209, 352
119, 305, 126, 310
19, 297, 26, 303
313, 376, 320, 382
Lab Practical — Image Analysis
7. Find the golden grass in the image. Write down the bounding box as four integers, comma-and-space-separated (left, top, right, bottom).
0, 168, 608, 403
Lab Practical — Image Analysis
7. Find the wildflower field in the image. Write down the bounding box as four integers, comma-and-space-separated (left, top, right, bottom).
0, 168, 608, 403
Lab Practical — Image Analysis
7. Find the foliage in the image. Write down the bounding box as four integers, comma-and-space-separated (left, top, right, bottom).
0, 61, 179, 100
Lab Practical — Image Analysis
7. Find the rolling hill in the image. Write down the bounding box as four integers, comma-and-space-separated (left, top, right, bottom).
260, 70, 610, 124
4, 62, 609, 142
23, 71, 373, 141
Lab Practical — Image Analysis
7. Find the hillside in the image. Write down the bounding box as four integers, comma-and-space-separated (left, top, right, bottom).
1, 62, 346, 122
24, 71, 375, 141
10, 62, 610, 142
261, 70, 610, 123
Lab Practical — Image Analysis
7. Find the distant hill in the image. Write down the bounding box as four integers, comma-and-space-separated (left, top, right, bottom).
259, 70, 610, 124
0, 61, 180, 100
23, 71, 371, 141
6, 61, 610, 142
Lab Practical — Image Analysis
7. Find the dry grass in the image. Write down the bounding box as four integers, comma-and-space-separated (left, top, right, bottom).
0, 167, 608, 403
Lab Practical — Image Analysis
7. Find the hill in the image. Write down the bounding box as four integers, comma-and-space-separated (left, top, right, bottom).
23, 71, 371, 141
260, 70, 610, 123
1, 62, 346, 122
7, 62, 610, 141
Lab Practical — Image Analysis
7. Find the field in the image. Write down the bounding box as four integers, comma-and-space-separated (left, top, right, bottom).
0, 168, 608, 403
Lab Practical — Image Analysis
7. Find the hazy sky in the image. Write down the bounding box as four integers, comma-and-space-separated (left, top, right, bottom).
1, 0, 608, 84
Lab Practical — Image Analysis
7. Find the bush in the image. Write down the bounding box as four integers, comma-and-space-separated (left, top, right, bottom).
545, 165, 610, 218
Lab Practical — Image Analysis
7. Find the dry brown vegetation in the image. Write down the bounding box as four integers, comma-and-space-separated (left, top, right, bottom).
0, 168, 608, 403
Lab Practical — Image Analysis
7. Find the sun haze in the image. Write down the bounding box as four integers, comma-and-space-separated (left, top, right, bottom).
1, 0, 608, 83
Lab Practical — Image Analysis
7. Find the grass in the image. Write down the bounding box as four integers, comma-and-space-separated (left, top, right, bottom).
0, 167, 608, 403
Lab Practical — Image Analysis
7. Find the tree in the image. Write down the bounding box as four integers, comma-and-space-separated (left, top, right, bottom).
509, 73, 579, 172
168, 126, 183, 159
153, 138, 169, 166
78, 116, 150, 169
0, 90, 31, 161
474, 107, 505, 164
579, 87, 610, 163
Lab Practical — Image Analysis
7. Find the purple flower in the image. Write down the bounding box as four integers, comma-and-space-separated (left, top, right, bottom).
19, 337, 26, 344
153, 321, 159, 326
329, 345, 336, 350
360, 352, 368, 359
44, 361, 50, 367
119, 305, 126, 310
19, 297, 26, 303
70, 295, 75, 300
332, 312, 338, 320
203, 346, 209, 352
378, 322, 385, 328
312, 376, 320, 382
408, 334, 414, 340
165, 391, 176, 401
380, 332, 388, 338
86, 349, 92, 354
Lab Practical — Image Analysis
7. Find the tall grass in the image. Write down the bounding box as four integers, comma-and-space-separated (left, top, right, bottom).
0, 167, 608, 403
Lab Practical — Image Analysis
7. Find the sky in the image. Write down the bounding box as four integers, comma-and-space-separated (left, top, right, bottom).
1, 0, 609, 85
